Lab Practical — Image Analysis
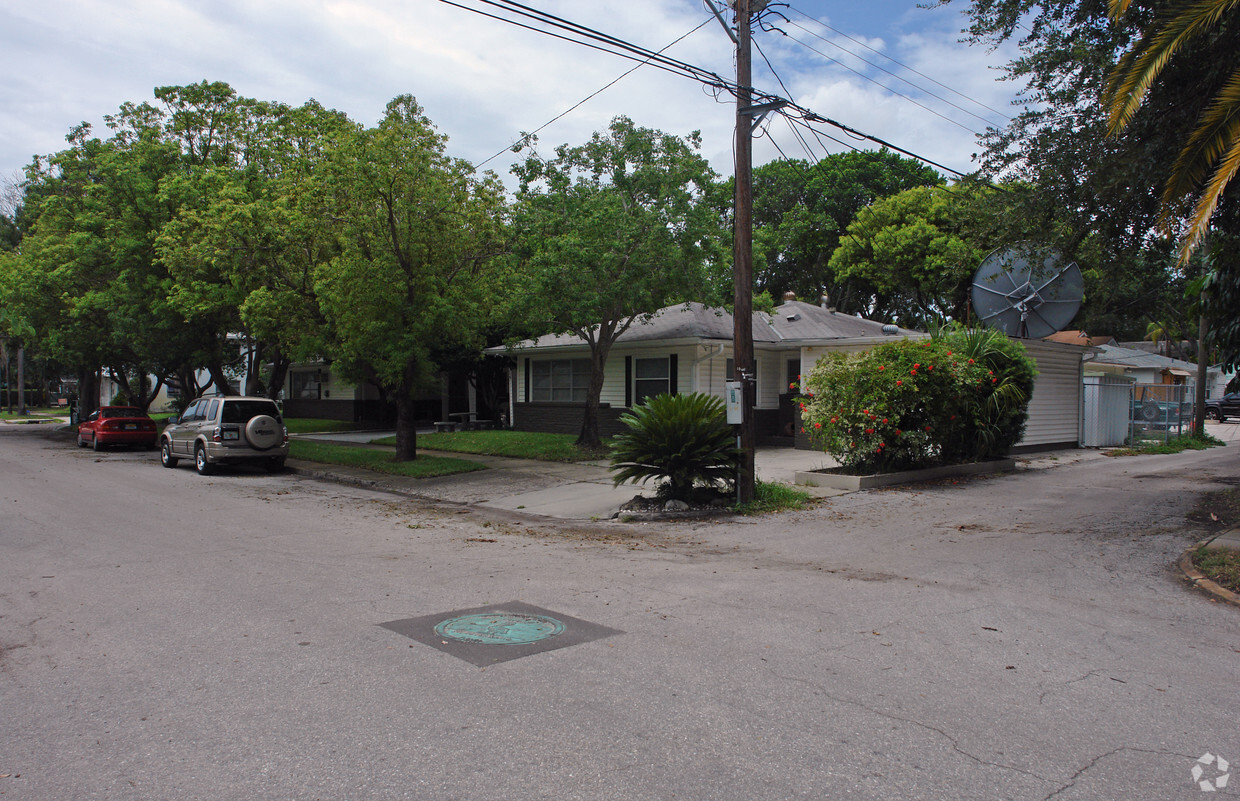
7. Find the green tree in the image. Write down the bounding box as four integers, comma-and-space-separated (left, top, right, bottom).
828, 183, 1008, 326
1106, 0, 1240, 263
156, 89, 356, 398
512, 117, 722, 448
315, 95, 506, 460
708, 150, 942, 307
940, 0, 1239, 355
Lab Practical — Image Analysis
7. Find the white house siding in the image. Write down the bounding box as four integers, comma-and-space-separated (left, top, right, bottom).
1016, 340, 1084, 449
516, 346, 700, 409
692, 345, 731, 398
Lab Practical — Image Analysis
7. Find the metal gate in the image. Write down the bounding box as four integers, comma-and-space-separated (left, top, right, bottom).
1082, 378, 1196, 447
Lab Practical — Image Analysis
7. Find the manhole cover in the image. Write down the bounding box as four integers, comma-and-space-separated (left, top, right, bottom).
381, 602, 622, 666
434, 612, 565, 645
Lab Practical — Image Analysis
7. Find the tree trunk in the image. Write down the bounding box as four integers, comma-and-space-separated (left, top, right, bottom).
79, 368, 99, 419
393, 362, 419, 461
17, 346, 25, 414
206, 362, 235, 396
265, 351, 292, 400
576, 344, 608, 450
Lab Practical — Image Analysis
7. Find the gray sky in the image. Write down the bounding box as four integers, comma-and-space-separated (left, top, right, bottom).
1, 0, 1022, 186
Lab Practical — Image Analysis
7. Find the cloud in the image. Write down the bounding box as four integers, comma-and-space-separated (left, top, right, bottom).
0, 0, 1022, 189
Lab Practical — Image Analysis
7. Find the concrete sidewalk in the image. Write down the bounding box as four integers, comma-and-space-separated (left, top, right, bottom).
289, 442, 847, 520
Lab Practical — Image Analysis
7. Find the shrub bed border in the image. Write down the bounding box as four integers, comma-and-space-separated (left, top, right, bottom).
795, 458, 1016, 491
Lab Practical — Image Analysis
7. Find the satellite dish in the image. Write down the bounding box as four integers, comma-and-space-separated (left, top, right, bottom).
970, 243, 1083, 339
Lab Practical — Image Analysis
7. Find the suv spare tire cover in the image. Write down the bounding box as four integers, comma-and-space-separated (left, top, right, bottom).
1141, 402, 1160, 422
245, 415, 282, 450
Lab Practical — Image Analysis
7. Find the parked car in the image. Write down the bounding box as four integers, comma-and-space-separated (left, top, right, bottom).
77, 406, 159, 451
1205, 392, 1240, 421
1130, 397, 1188, 427
160, 396, 288, 474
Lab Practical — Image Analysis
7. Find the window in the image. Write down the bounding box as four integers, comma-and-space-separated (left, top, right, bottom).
291, 370, 322, 400
531, 359, 591, 402
634, 357, 671, 405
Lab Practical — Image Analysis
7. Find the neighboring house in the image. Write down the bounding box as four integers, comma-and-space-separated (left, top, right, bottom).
494, 300, 1087, 451
1084, 343, 1224, 395
281, 360, 508, 426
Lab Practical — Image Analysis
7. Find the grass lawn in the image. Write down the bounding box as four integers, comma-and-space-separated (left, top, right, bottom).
283, 417, 364, 434
1193, 547, 1240, 594
737, 481, 817, 515
370, 430, 611, 462
1106, 431, 1225, 456
0, 407, 63, 421
288, 440, 486, 479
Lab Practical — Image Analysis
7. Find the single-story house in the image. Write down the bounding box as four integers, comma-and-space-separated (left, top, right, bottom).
1083, 343, 1225, 395
493, 300, 1087, 451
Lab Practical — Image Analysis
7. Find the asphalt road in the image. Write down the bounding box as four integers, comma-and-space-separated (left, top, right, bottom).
1, 424, 1237, 800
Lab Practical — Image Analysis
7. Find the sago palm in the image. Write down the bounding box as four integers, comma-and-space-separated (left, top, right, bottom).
609, 393, 740, 502
1106, 0, 1240, 262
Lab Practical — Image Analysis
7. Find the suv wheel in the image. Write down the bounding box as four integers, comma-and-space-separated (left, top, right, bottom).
194, 444, 213, 475
1205, 407, 1223, 422
266, 457, 286, 473
160, 440, 179, 468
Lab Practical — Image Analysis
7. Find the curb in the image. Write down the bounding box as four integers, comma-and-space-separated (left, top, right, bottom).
1177, 537, 1240, 608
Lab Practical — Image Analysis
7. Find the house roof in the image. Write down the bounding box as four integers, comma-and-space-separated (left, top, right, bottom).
1087, 343, 1218, 375
1043, 330, 1116, 347
497, 301, 916, 352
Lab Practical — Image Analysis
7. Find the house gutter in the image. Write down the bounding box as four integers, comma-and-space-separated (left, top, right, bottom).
691, 344, 726, 392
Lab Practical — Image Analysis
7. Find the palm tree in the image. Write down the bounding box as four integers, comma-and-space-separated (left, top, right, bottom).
1106, 0, 1240, 262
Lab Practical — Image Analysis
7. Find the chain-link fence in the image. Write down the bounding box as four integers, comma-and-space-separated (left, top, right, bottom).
1082, 377, 1196, 447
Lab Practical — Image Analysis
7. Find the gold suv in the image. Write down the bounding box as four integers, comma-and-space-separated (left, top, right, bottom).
160, 396, 289, 474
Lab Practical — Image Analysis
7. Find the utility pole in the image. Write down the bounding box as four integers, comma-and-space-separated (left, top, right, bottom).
732, 0, 759, 503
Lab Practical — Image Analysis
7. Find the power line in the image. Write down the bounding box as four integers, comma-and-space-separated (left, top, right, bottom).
475, 19, 714, 170
438, 0, 976, 180
784, 6, 1012, 123
779, 29, 984, 135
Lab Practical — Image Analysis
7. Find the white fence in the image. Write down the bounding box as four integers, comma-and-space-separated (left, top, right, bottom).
1082, 378, 1196, 447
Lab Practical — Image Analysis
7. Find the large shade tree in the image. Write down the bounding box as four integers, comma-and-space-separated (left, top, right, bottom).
712, 150, 943, 307
315, 95, 506, 460
511, 117, 722, 449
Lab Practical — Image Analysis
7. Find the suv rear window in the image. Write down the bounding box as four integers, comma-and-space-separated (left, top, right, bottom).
221, 401, 282, 424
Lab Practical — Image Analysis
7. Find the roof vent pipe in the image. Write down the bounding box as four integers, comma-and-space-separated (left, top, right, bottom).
882, 324, 899, 335
819, 294, 829, 309
783, 291, 797, 302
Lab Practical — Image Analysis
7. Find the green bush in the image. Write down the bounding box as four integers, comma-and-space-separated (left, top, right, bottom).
799, 327, 1035, 474
609, 393, 740, 502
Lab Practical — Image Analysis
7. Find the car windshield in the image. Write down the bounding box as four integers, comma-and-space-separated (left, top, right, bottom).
221, 401, 281, 424
102, 407, 143, 418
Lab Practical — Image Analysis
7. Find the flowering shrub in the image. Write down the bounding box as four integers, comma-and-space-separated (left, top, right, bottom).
798, 328, 1035, 474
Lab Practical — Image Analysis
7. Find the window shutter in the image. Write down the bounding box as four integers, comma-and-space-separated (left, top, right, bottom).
523, 358, 530, 403
669, 354, 678, 395
624, 356, 632, 408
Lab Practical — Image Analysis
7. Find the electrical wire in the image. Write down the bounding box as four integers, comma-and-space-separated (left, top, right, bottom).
438, 0, 979, 180
785, 7, 1012, 122
474, 19, 714, 170
779, 29, 984, 135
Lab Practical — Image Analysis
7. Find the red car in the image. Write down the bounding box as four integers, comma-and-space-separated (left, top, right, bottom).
77, 406, 159, 451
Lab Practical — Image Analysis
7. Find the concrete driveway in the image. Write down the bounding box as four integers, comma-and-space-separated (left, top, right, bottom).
1, 424, 1237, 800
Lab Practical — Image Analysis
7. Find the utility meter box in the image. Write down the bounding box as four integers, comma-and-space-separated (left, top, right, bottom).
725, 380, 744, 425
